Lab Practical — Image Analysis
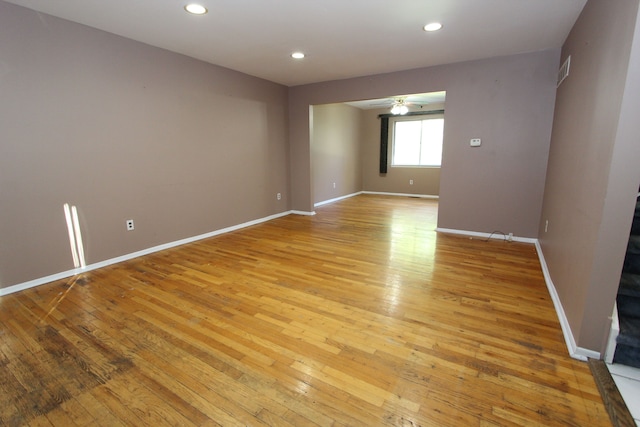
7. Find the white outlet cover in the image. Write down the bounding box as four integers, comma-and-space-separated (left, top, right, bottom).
470, 138, 481, 147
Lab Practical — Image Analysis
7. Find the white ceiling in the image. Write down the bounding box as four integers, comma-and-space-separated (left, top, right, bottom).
4, 0, 587, 87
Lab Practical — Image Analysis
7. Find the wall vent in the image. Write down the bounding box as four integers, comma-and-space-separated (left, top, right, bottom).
557, 55, 571, 87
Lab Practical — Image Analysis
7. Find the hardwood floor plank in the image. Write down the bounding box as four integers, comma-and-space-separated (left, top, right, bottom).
27, 415, 55, 427
0, 195, 613, 426
74, 391, 127, 427
88, 384, 146, 426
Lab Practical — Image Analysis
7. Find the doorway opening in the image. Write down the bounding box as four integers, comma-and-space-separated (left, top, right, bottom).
310, 91, 446, 208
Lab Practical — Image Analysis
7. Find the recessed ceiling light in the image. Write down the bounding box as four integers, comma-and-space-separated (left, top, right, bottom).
184, 4, 208, 15
423, 22, 443, 32
291, 52, 305, 59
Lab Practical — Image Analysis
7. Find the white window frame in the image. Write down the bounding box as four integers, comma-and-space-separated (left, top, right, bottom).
390, 114, 444, 168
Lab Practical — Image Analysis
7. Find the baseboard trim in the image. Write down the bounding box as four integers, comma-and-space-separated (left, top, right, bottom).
604, 302, 619, 364
0, 210, 293, 296
435, 227, 537, 244
291, 210, 316, 216
362, 191, 439, 199
314, 192, 363, 207
534, 240, 601, 361
435, 227, 599, 361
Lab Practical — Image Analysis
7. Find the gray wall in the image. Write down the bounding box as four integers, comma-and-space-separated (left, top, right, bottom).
311, 103, 363, 204
539, 0, 640, 352
0, 2, 290, 289
290, 50, 559, 237
362, 105, 444, 196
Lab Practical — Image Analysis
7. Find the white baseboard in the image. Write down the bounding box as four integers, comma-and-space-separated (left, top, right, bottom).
314, 192, 363, 207
534, 240, 600, 361
362, 191, 439, 199
435, 227, 599, 361
435, 227, 537, 244
0, 210, 293, 296
604, 302, 619, 364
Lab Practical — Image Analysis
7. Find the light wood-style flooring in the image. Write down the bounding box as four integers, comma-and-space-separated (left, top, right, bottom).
0, 195, 611, 426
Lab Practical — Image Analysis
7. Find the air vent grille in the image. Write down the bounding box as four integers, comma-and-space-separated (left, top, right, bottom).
557, 55, 571, 88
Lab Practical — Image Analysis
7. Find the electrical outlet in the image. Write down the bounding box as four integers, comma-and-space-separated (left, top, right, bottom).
126, 219, 134, 231
507, 232, 513, 242
333, 182, 336, 189
545, 220, 549, 233
277, 193, 281, 200
409, 179, 414, 185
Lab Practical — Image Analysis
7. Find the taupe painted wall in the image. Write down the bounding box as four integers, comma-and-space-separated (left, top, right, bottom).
362, 105, 444, 196
289, 50, 559, 237
311, 103, 363, 204
539, 0, 640, 352
0, 2, 289, 289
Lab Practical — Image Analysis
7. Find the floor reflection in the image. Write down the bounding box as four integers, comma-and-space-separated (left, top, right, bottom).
382, 200, 439, 314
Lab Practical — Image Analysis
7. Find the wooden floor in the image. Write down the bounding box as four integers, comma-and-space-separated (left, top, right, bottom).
0, 195, 611, 426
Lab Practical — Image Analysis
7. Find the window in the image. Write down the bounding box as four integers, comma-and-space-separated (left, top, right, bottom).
392, 117, 444, 167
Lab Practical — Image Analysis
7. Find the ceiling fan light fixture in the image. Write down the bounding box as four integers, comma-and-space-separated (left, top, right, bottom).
184, 4, 208, 15
423, 22, 443, 32
391, 103, 409, 115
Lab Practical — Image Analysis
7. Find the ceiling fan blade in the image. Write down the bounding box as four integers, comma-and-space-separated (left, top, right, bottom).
368, 101, 393, 107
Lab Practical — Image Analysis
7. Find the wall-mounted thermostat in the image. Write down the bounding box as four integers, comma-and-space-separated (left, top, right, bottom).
470, 138, 481, 147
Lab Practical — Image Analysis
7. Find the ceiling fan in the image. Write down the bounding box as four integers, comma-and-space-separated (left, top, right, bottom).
367, 96, 429, 115
390, 98, 410, 115
345, 91, 445, 113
